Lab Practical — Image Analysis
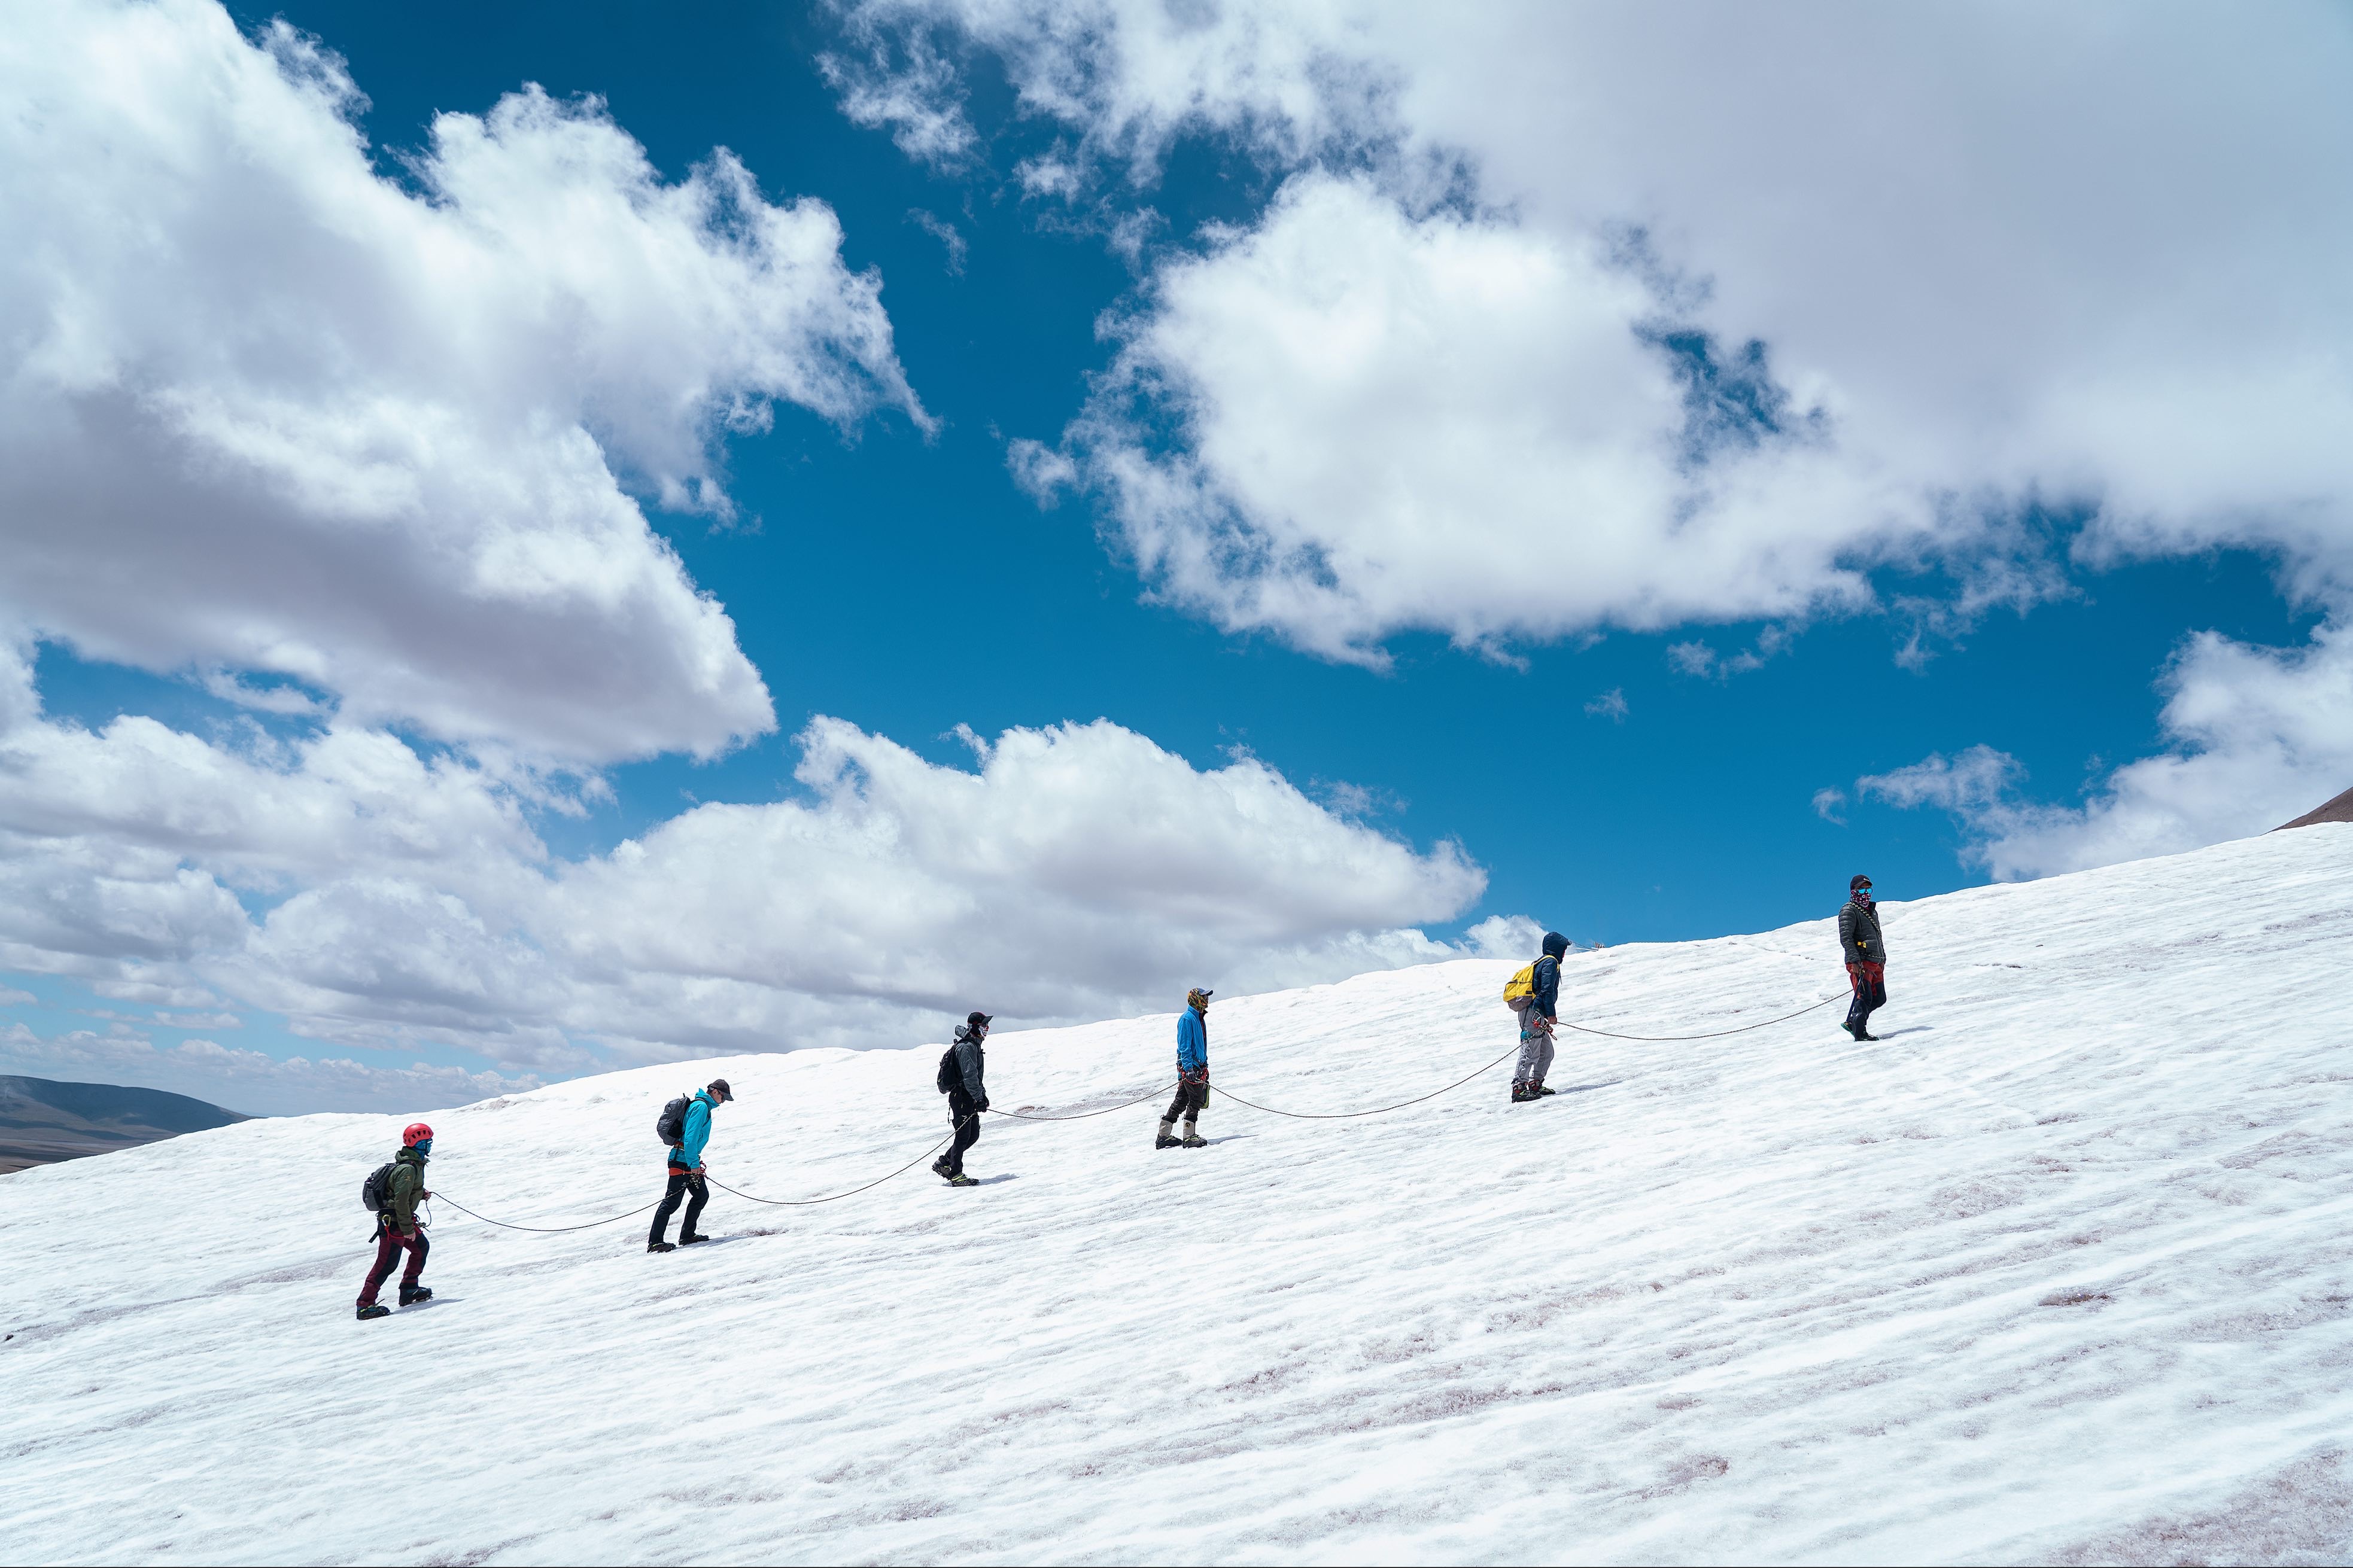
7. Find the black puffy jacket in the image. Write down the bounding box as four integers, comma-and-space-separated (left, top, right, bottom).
1838, 899, 1884, 965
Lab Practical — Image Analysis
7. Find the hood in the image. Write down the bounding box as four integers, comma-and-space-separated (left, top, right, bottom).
1542, 931, 1569, 961
954, 1024, 981, 1046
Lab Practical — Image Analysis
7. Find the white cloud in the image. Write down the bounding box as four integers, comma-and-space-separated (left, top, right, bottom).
835, 1, 2353, 661
1665, 643, 1717, 679
1, 0, 928, 763
0, 632, 1493, 1097
1463, 914, 1545, 961
825, 0, 1390, 180
1858, 745, 2024, 818
1046, 174, 1894, 663
1585, 689, 1628, 723
1857, 621, 2353, 878
1812, 788, 1847, 825
537, 716, 1488, 1055
907, 208, 970, 273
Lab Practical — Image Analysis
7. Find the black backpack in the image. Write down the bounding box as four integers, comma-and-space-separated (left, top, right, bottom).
935, 1046, 958, 1095
655, 1094, 691, 1146
361, 1161, 395, 1214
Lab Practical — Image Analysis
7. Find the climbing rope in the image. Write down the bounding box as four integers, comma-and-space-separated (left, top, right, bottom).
701, 1117, 971, 1207
1552, 989, 1846, 1043
435, 1121, 968, 1225
1208, 988, 1847, 1116
988, 1080, 1176, 1121
434, 1192, 665, 1234
1210, 1043, 1522, 1120
418, 968, 1863, 1224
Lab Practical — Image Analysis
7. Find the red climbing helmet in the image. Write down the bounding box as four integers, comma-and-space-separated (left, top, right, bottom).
403, 1122, 434, 1148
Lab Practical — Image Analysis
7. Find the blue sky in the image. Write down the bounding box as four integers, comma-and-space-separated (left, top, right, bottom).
2, 0, 2347, 1113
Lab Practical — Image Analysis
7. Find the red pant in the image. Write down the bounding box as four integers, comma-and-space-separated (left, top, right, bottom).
358, 1222, 430, 1306
1845, 961, 1887, 1033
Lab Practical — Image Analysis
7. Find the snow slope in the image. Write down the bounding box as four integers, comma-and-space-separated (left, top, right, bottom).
4, 828, 2351, 1565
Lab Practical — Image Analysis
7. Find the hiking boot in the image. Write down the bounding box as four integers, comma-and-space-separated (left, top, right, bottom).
931, 1155, 952, 1177
357, 1303, 391, 1321
1156, 1134, 1181, 1149
945, 1173, 979, 1187
679, 1234, 710, 1245
1857, 1029, 1881, 1042
647, 1240, 676, 1253
1532, 1084, 1557, 1097
399, 1285, 433, 1306
1510, 1084, 1533, 1103
1180, 1124, 1206, 1147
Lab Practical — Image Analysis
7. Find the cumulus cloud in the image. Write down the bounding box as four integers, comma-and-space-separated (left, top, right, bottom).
1, 0, 928, 763
1463, 914, 1545, 961
832, 1, 2353, 663
1857, 621, 2353, 878
539, 716, 1487, 1054
1041, 173, 1888, 663
0, 629, 1493, 1099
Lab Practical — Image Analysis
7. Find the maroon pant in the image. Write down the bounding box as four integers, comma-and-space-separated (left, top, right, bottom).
358, 1222, 430, 1306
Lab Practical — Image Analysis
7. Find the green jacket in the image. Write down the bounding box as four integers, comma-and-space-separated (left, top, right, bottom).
385, 1147, 430, 1231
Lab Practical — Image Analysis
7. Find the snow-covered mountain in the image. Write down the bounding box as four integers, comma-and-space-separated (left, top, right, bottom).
4, 827, 2349, 1564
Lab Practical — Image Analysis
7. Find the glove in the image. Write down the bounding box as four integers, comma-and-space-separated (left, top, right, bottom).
975, 1100, 990, 1115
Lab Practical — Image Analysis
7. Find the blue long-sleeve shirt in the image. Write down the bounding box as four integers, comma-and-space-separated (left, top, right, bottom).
670, 1090, 715, 1168
1177, 1006, 1208, 1072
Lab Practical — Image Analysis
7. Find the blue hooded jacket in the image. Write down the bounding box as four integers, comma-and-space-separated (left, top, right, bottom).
670, 1089, 716, 1169
1531, 931, 1568, 1021
1176, 1006, 1208, 1072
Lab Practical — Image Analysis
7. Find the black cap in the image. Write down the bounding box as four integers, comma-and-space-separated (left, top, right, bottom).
1850, 874, 1872, 890
707, 1078, 734, 1102
967, 1011, 992, 1028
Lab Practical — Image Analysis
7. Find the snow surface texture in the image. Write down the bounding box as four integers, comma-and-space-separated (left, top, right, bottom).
3, 828, 2350, 1564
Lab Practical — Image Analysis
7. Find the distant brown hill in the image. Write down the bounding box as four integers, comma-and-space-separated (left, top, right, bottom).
0, 1076, 251, 1174
2277, 786, 2353, 831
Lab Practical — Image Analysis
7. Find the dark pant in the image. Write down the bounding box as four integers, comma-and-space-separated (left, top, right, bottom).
1165, 1071, 1208, 1125
944, 1088, 982, 1176
650, 1167, 709, 1244
358, 1222, 429, 1306
1846, 961, 1887, 1034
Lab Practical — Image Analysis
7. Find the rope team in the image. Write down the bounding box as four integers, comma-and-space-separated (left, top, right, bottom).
352, 873, 1895, 1322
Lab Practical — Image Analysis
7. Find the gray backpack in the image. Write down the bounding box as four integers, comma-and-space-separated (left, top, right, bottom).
360, 1161, 395, 1213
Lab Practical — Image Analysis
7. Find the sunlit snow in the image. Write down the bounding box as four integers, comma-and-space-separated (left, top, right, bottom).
3, 827, 2349, 1563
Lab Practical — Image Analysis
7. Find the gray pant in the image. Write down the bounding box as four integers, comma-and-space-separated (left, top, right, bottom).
1514, 1012, 1556, 1086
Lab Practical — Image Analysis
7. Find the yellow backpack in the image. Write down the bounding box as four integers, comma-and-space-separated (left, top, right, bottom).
1503, 961, 1540, 1009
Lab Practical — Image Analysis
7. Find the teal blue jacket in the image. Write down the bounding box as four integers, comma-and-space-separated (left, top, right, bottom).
670, 1090, 716, 1168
